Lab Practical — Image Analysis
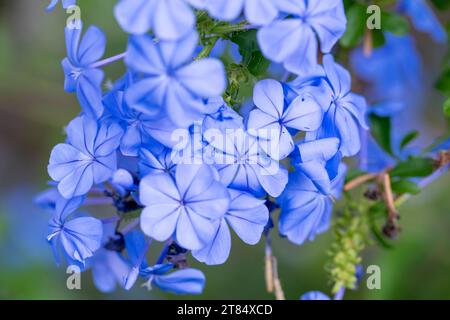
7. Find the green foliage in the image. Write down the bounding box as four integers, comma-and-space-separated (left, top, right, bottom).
327, 203, 370, 293
230, 30, 270, 77
390, 157, 435, 178
340, 4, 367, 48
391, 179, 421, 195
370, 114, 393, 155
381, 11, 409, 36
431, 0, 450, 10
444, 97, 450, 118
400, 130, 419, 150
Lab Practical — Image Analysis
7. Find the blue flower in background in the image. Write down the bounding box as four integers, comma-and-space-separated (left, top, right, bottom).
47, 196, 103, 266
350, 34, 422, 117
195, 0, 279, 25
115, 0, 200, 40
125, 32, 226, 128
258, 0, 347, 74
62, 23, 106, 119
307, 55, 368, 157
139, 164, 230, 250
398, 0, 447, 43
246, 79, 323, 160
193, 189, 269, 265
92, 249, 130, 293
46, 0, 76, 12
278, 164, 347, 245
48, 115, 123, 199
300, 291, 331, 300
207, 129, 288, 197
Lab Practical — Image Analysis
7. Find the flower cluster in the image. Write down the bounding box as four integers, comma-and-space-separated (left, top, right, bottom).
39, 0, 379, 297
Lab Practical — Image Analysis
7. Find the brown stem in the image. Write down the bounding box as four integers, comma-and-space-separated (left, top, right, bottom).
344, 173, 377, 191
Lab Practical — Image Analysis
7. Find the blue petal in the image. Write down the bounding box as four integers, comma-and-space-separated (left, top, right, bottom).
154, 268, 206, 295
153, 0, 196, 40
77, 26, 106, 66
76, 69, 105, 119
192, 218, 231, 265
300, 291, 331, 300
226, 189, 268, 244
114, 0, 155, 35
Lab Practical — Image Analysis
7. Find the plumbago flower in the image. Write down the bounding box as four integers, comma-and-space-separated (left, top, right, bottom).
193, 189, 269, 265
39, 0, 449, 299
206, 129, 288, 197
46, 0, 76, 12
277, 163, 347, 245
48, 115, 123, 199
125, 31, 226, 127
47, 195, 103, 266
63, 23, 109, 119
115, 0, 201, 40
246, 79, 323, 160
258, 0, 347, 73
398, 0, 447, 43
139, 164, 230, 250
194, 0, 279, 25
305, 54, 368, 157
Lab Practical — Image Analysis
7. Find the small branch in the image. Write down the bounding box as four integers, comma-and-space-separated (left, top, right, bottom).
210, 22, 250, 35
344, 173, 377, 191
272, 257, 285, 301
363, 29, 373, 57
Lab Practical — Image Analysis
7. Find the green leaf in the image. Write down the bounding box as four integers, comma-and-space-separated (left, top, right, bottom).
436, 68, 450, 96
230, 30, 270, 77
370, 114, 393, 155
431, 0, 450, 10
390, 157, 434, 178
372, 29, 386, 48
391, 179, 421, 195
400, 130, 419, 150
340, 4, 366, 48
444, 97, 450, 117
381, 12, 409, 35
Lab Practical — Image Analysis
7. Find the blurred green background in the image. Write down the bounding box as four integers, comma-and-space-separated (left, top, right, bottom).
0, 0, 449, 300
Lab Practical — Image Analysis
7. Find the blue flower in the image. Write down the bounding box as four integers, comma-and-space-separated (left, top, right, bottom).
48, 115, 123, 199
306, 55, 368, 157
141, 264, 206, 295
47, 196, 103, 265
139, 147, 176, 177
114, 0, 199, 40
196, 0, 279, 25
139, 164, 230, 250
123, 231, 206, 295
300, 291, 331, 300
207, 129, 288, 197
258, 0, 346, 74
125, 32, 226, 128
278, 163, 347, 245
398, 0, 447, 43
103, 73, 172, 156
46, 0, 76, 12
92, 249, 130, 293
62, 23, 106, 118
246, 79, 323, 160
291, 138, 341, 195
350, 34, 422, 117
202, 97, 244, 132
193, 189, 269, 265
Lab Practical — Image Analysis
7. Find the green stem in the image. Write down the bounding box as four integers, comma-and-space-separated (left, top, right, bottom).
210, 22, 250, 35
195, 37, 219, 60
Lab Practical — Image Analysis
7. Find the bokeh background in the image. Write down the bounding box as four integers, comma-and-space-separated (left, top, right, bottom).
0, 0, 449, 299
